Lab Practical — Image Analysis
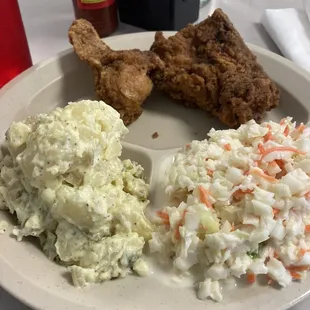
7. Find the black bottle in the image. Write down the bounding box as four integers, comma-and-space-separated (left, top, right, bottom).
118, 0, 200, 31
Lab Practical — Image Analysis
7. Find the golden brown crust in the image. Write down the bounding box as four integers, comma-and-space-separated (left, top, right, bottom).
69, 19, 110, 66
150, 9, 280, 128
69, 19, 163, 125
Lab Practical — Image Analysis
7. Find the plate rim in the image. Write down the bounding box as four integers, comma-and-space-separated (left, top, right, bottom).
1, 31, 310, 310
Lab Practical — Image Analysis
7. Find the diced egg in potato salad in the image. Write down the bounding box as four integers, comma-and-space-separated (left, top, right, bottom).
0, 100, 152, 287
149, 118, 310, 302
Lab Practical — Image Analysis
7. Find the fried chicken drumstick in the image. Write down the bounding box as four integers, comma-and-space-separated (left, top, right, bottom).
150, 9, 280, 127
69, 19, 163, 125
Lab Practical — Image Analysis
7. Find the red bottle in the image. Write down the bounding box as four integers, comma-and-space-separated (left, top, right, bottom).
0, 0, 32, 88
72, 0, 118, 38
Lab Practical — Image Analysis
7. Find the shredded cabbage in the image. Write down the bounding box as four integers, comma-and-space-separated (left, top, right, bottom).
151, 118, 310, 302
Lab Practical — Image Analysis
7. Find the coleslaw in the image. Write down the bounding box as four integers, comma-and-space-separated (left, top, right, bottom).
149, 118, 310, 301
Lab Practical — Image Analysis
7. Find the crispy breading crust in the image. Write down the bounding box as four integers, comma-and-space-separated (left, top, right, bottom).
69, 19, 163, 125
150, 9, 280, 127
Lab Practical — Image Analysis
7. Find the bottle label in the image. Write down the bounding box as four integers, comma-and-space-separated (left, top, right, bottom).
77, 0, 115, 10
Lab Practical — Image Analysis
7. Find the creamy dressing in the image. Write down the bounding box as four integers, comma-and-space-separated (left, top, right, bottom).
149, 118, 310, 302
0, 100, 152, 287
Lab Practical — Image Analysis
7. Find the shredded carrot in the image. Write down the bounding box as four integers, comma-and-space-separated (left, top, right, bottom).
264, 131, 273, 142
175, 223, 182, 240
185, 144, 190, 150
298, 249, 306, 259
247, 273, 256, 284
280, 119, 286, 125
234, 189, 252, 196
233, 191, 242, 201
287, 265, 310, 272
224, 143, 231, 151
157, 211, 170, 226
174, 211, 187, 240
297, 123, 306, 133
261, 147, 306, 159
263, 124, 274, 142
198, 186, 213, 209
283, 125, 290, 136
233, 189, 253, 200
290, 270, 302, 280
157, 210, 169, 219
305, 191, 310, 199
264, 124, 273, 142
275, 159, 286, 170
244, 189, 253, 194
273, 208, 280, 217
251, 168, 279, 183
274, 252, 279, 259
305, 225, 310, 233
258, 143, 265, 154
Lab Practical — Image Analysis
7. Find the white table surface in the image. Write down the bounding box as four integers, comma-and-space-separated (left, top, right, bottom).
1, 0, 309, 309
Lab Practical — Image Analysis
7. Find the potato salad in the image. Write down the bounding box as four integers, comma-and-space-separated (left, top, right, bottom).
150, 118, 310, 302
0, 100, 152, 286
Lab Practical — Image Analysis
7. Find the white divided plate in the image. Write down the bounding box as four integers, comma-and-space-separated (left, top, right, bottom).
1, 32, 310, 310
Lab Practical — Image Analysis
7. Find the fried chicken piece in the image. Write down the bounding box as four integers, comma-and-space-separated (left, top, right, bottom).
150, 9, 280, 128
69, 19, 163, 125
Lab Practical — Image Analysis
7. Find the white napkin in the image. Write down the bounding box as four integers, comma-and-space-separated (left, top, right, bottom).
261, 1, 310, 71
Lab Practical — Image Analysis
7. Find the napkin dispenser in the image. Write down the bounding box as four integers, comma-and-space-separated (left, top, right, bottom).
118, 0, 200, 31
